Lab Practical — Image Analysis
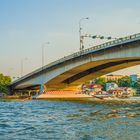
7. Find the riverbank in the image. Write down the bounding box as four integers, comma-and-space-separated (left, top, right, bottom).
0, 95, 31, 101
1, 95, 140, 104
36, 91, 140, 104
36, 96, 140, 104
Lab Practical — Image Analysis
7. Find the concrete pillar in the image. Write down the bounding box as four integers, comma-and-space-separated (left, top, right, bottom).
28, 91, 31, 96
40, 84, 44, 94
9, 88, 15, 95
44, 85, 47, 92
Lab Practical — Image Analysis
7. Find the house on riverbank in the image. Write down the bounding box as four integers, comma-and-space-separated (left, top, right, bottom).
108, 87, 136, 98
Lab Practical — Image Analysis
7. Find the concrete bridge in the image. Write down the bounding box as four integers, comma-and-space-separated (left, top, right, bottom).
10, 33, 140, 93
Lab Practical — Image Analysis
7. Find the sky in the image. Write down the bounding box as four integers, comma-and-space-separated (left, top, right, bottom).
0, 0, 140, 78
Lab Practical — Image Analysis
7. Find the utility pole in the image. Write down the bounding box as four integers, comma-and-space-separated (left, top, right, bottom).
79, 17, 89, 51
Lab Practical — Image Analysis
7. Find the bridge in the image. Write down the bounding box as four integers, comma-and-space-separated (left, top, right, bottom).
10, 33, 140, 94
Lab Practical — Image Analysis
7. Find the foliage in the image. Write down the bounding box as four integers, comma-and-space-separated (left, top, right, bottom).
95, 77, 106, 90
107, 80, 118, 84
134, 79, 140, 89
0, 73, 11, 95
118, 76, 132, 87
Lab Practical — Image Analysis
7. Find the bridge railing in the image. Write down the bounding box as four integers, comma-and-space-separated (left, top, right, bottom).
76, 33, 140, 55
12, 33, 140, 84
45, 33, 140, 67
51, 33, 140, 66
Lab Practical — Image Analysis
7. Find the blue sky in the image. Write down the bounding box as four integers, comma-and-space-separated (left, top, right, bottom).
0, 0, 140, 77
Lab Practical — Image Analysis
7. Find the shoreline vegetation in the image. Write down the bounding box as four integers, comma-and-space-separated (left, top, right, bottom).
0, 73, 11, 95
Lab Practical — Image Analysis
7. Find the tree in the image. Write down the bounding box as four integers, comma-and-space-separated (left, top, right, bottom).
134, 79, 140, 89
95, 77, 106, 90
107, 80, 118, 84
118, 76, 132, 87
0, 73, 12, 95
0, 74, 11, 85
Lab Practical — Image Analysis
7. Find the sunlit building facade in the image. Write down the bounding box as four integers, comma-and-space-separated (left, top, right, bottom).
101, 74, 124, 82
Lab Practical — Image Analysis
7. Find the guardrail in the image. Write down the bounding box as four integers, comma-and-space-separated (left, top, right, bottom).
48, 32, 140, 66
11, 33, 140, 84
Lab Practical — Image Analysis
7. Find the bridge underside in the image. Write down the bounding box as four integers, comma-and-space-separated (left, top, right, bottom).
13, 84, 40, 92
44, 57, 140, 90
11, 35, 140, 92
13, 58, 140, 91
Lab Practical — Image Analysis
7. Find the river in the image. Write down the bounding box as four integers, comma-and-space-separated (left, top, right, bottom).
0, 100, 140, 140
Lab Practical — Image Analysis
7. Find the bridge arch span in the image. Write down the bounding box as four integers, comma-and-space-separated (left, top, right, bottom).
10, 33, 140, 91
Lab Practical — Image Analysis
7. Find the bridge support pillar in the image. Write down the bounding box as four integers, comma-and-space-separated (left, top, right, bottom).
40, 84, 45, 94
28, 90, 31, 96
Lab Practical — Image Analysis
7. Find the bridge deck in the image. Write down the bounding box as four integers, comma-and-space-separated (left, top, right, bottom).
11, 33, 140, 86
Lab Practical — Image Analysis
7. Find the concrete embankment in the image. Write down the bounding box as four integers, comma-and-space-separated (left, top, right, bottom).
37, 91, 92, 99
85, 97, 140, 104
37, 97, 140, 104
1, 92, 140, 104
36, 91, 140, 104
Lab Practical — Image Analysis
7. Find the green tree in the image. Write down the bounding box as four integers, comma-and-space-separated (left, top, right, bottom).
95, 77, 106, 90
107, 80, 118, 84
134, 79, 140, 89
0, 74, 11, 85
118, 76, 132, 87
0, 73, 11, 95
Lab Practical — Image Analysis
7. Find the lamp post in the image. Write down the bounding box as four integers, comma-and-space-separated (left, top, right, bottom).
40, 42, 50, 94
42, 42, 50, 70
79, 17, 89, 51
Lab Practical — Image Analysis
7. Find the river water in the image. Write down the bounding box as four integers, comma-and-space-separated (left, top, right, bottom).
0, 100, 140, 140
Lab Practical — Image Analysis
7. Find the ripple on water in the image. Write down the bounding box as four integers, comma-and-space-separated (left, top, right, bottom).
0, 100, 140, 140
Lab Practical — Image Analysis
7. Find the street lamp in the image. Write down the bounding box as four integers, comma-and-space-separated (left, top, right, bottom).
79, 17, 89, 51
40, 42, 50, 94
42, 42, 50, 69
21, 58, 28, 77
